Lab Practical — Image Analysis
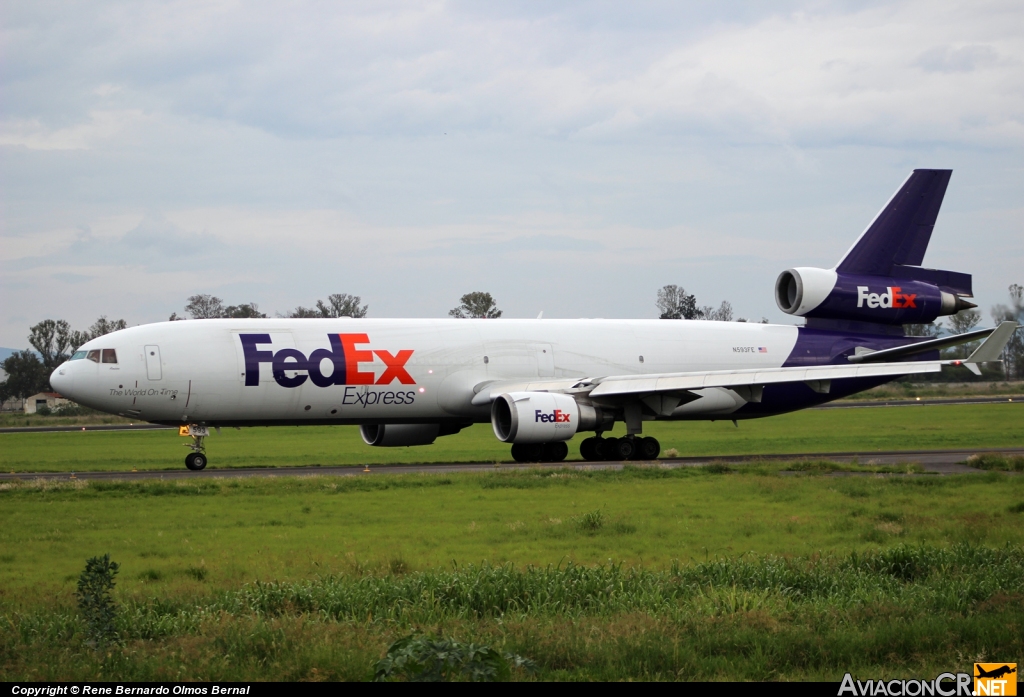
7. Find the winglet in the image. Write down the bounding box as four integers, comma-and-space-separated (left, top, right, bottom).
966, 321, 1019, 364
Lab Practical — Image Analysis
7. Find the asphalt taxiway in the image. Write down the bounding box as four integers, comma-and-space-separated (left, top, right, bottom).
1, 446, 1021, 482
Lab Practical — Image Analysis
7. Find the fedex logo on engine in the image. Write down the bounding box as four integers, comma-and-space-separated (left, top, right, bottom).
240, 333, 414, 388
535, 409, 571, 424
856, 286, 917, 309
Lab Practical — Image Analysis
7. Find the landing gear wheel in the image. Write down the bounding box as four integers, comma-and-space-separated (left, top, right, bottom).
511, 443, 546, 463
637, 437, 661, 460
613, 437, 636, 461
596, 437, 618, 461
580, 437, 599, 461
185, 452, 208, 471
543, 441, 568, 462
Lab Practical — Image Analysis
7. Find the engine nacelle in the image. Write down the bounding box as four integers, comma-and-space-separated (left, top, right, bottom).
360, 423, 443, 447
775, 267, 973, 326
491, 392, 598, 444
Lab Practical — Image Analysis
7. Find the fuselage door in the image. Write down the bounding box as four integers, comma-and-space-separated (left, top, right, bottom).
145, 345, 162, 380
530, 343, 555, 377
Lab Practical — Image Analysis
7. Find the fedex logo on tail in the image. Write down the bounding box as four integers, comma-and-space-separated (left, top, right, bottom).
856, 286, 917, 309
535, 409, 571, 424
240, 333, 414, 388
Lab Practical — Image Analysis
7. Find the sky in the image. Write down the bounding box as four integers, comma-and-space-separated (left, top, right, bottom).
2, 0, 1022, 348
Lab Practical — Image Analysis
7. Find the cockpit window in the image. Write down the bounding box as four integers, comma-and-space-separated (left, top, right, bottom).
86, 350, 101, 363
70, 351, 87, 360
101, 349, 118, 364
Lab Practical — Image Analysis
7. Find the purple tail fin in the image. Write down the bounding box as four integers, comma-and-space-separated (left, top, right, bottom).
835, 169, 970, 296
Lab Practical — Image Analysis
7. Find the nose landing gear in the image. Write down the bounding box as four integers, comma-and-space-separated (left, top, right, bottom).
181, 424, 209, 471
185, 452, 208, 471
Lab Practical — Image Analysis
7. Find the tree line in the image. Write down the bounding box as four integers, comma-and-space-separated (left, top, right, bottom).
166, 291, 502, 320
656, 285, 767, 323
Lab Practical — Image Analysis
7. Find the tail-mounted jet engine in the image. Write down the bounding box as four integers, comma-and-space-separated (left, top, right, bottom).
775, 267, 975, 325
491, 392, 602, 444
360, 423, 467, 447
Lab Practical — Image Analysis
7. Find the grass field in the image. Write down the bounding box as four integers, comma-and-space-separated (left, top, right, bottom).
2, 466, 1024, 680
1, 402, 1022, 473
2, 402, 1023, 681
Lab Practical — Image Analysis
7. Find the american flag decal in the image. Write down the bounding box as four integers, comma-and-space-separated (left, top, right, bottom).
758, 347, 768, 353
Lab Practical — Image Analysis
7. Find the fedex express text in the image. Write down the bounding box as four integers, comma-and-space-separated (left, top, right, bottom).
240, 333, 416, 393
856, 286, 918, 309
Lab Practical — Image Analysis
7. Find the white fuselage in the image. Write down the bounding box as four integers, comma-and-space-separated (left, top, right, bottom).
51, 318, 800, 425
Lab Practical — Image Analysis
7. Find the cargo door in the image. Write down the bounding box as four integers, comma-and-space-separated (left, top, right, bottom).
145, 345, 162, 380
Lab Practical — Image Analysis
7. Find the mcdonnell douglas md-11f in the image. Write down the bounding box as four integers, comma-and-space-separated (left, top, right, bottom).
51, 170, 1018, 470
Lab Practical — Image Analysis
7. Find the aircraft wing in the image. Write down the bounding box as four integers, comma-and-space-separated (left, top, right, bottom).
470, 322, 1019, 406
471, 360, 946, 406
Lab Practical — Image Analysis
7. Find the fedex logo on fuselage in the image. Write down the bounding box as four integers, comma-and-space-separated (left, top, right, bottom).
856, 286, 917, 310
240, 333, 414, 388
535, 409, 571, 424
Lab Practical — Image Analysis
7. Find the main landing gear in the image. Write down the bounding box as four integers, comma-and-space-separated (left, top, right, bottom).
508, 435, 661, 463
510, 442, 569, 463
579, 435, 660, 462
182, 424, 210, 471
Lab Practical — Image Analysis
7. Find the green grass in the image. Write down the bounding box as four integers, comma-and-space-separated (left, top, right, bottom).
2, 402, 1023, 680
0, 412, 134, 428
2, 468, 1024, 680
0, 403, 1021, 473
3, 467, 1024, 607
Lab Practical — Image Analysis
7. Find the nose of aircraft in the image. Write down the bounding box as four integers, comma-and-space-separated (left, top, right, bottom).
49, 363, 74, 399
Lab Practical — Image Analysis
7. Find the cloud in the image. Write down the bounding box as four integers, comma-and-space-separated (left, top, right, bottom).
4, 1, 1022, 146
915, 44, 1007, 73
0, 110, 146, 150
0, 1, 1022, 345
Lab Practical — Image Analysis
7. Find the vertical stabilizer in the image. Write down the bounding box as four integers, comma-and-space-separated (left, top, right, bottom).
836, 169, 953, 276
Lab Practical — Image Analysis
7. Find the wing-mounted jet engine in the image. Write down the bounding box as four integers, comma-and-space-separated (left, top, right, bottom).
488, 391, 659, 463
775, 169, 975, 328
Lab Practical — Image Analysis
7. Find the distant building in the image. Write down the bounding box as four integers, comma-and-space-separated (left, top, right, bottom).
24, 392, 69, 414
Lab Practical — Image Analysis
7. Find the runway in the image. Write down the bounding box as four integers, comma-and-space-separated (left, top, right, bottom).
2, 446, 1021, 482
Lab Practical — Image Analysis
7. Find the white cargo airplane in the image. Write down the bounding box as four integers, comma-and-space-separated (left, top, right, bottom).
51, 170, 1017, 470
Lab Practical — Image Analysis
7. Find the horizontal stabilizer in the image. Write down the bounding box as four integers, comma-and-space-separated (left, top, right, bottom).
848, 326, 995, 364
966, 321, 1019, 363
